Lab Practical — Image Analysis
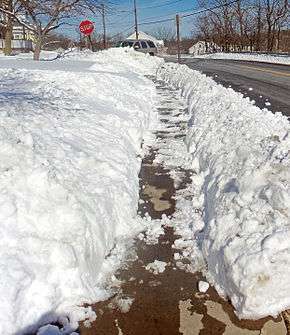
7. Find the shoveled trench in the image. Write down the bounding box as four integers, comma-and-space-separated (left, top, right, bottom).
79, 78, 286, 335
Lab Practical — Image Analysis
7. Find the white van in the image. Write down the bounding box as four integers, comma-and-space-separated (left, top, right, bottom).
119, 39, 157, 56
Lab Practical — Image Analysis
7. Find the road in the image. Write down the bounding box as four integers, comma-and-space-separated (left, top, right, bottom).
168, 57, 290, 117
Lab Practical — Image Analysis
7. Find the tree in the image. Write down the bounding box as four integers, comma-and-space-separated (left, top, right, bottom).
193, 0, 289, 52
264, 0, 288, 51
0, 0, 103, 60
3, 0, 13, 55
0, 0, 22, 56
150, 26, 176, 44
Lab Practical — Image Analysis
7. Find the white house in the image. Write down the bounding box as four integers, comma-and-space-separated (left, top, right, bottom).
0, 13, 34, 52
189, 41, 220, 56
0, 13, 34, 40
12, 14, 35, 41
126, 31, 164, 48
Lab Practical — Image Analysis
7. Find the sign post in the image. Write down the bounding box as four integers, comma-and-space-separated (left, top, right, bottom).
79, 20, 95, 51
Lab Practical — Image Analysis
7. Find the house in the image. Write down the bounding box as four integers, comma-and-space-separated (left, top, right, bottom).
12, 14, 35, 41
188, 41, 220, 56
126, 31, 164, 48
0, 13, 34, 52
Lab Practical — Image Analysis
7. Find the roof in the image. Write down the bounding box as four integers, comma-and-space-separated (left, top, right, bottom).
126, 31, 164, 47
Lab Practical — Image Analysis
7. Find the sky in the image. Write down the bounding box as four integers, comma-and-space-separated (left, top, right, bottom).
60, 0, 200, 41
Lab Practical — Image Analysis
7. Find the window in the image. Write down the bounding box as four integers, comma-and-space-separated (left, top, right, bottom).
133, 41, 141, 48
121, 41, 129, 47
128, 41, 134, 47
141, 41, 147, 48
147, 40, 156, 48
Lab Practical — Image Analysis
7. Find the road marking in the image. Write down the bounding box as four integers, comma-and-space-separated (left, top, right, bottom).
240, 65, 290, 77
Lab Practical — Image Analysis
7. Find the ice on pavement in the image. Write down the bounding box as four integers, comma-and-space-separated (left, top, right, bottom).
0, 48, 162, 334
157, 63, 290, 319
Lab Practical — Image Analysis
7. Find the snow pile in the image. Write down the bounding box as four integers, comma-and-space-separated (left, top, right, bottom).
157, 63, 290, 319
0, 49, 159, 334
191, 52, 290, 65
68, 47, 162, 74
0, 50, 58, 60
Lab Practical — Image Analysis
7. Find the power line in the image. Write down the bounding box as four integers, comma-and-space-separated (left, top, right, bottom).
181, 0, 240, 18
109, 24, 135, 39
138, 0, 241, 26
138, 0, 184, 10
139, 17, 175, 26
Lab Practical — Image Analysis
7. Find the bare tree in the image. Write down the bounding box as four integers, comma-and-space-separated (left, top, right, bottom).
264, 0, 288, 51
0, 0, 103, 60
150, 26, 176, 44
193, 0, 289, 52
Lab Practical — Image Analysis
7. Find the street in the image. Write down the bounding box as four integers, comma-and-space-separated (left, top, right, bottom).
167, 57, 290, 117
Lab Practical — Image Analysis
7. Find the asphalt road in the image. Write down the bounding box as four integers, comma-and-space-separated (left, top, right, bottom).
168, 57, 290, 117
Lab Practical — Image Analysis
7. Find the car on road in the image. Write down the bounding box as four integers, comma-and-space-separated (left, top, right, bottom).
118, 39, 157, 56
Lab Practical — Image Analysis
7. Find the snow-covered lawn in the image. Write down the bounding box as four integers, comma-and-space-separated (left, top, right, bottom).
157, 63, 290, 319
0, 49, 162, 334
187, 52, 290, 65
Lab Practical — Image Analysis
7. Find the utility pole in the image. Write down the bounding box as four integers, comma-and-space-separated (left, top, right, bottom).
176, 14, 181, 63
134, 0, 139, 40
101, 3, 107, 49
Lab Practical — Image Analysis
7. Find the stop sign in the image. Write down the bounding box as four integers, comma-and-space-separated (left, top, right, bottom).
79, 20, 94, 36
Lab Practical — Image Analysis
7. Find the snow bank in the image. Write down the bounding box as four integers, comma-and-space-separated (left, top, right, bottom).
190, 52, 290, 65
0, 49, 161, 334
157, 63, 290, 319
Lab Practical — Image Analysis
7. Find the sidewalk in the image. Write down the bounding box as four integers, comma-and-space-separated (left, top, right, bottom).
79, 78, 287, 335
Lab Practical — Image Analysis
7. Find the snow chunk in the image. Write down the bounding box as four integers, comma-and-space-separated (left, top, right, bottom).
116, 297, 135, 313
198, 281, 209, 293
145, 260, 167, 274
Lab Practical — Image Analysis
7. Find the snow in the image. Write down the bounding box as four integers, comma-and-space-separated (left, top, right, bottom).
2, 44, 290, 331
0, 48, 162, 334
116, 297, 135, 313
190, 52, 290, 65
157, 62, 290, 319
198, 281, 209, 293
145, 260, 167, 274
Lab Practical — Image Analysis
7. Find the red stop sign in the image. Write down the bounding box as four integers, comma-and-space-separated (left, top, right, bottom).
79, 20, 94, 36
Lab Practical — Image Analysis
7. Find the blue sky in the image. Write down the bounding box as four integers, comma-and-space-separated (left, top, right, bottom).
61, 0, 199, 40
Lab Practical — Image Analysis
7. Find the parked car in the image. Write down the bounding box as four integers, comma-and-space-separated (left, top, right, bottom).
118, 39, 157, 56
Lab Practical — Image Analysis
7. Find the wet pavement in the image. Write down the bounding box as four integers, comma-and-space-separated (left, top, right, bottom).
79, 78, 288, 335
